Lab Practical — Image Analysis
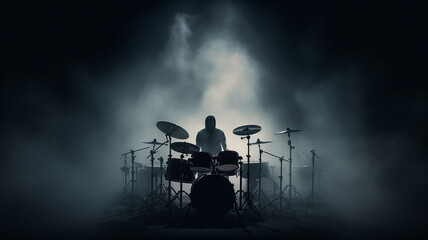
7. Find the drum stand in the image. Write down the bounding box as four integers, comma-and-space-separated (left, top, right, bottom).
162, 153, 191, 211
236, 134, 259, 216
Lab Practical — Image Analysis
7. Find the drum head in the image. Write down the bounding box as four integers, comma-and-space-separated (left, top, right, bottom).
190, 174, 235, 216
217, 164, 239, 172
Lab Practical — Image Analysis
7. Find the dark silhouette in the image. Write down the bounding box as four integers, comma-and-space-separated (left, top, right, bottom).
196, 115, 227, 156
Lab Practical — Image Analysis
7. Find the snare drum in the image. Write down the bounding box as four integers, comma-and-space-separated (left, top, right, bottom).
165, 158, 195, 183
189, 152, 213, 173
217, 150, 240, 174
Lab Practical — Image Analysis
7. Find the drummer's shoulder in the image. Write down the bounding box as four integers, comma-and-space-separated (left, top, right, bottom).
216, 128, 226, 135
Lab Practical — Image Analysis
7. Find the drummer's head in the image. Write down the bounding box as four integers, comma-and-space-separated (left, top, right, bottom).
205, 115, 216, 130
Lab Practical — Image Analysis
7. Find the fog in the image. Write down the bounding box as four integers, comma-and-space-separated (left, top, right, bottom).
2, 2, 425, 237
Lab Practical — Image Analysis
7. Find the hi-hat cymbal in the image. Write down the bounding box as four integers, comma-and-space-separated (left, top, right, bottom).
156, 121, 189, 139
274, 128, 302, 135
249, 138, 273, 145
233, 125, 261, 136
171, 142, 199, 154
142, 139, 163, 145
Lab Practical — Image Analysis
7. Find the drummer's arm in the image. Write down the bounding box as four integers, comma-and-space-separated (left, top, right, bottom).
196, 132, 202, 151
220, 131, 227, 150
221, 141, 227, 151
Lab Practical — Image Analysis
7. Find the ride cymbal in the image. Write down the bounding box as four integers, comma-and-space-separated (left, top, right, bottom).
233, 125, 261, 136
156, 121, 189, 139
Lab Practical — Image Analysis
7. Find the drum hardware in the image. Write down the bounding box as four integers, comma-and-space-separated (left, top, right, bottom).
233, 125, 261, 216
148, 157, 175, 205
134, 162, 144, 196
163, 141, 198, 211
270, 166, 278, 195
236, 160, 242, 208
274, 128, 303, 209
140, 139, 168, 210
310, 149, 322, 207
105, 147, 150, 213
154, 157, 168, 196
121, 147, 149, 207
258, 151, 288, 212
249, 138, 273, 209
119, 155, 130, 193
156, 121, 189, 213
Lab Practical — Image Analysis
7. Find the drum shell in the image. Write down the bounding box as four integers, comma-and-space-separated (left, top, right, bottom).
217, 150, 240, 173
190, 174, 235, 216
165, 158, 195, 183
189, 152, 213, 172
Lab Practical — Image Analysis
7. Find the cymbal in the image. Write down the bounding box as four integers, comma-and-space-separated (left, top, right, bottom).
249, 138, 272, 145
171, 142, 199, 154
274, 128, 302, 135
156, 121, 189, 139
142, 139, 163, 145
233, 125, 261, 136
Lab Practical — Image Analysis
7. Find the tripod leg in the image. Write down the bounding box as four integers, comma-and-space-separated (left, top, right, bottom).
234, 200, 241, 221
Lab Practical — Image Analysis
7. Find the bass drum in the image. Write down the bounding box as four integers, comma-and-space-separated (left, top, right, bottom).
190, 174, 236, 216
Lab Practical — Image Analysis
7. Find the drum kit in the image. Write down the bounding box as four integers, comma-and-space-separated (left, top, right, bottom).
113, 120, 308, 217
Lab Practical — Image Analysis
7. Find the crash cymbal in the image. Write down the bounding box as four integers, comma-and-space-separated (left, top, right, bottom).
233, 125, 261, 136
142, 139, 163, 145
156, 121, 189, 139
249, 138, 273, 145
274, 128, 302, 135
171, 142, 199, 154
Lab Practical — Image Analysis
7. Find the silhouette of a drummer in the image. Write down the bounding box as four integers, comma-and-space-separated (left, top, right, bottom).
196, 115, 227, 156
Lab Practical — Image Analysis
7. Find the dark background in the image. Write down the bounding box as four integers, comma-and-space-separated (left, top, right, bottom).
1, 1, 427, 238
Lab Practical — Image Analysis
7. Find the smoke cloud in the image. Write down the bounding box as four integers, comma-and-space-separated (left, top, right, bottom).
3, 2, 424, 238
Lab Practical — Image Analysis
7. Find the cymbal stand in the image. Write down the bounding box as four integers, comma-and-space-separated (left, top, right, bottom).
310, 149, 322, 207
105, 146, 149, 213
139, 142, 169, 215
127, 147, 149, 206
146, 140, 168, 207
282, 130, 302, 207
260, 151, 288, 211
120, 155, 130, 193
252, 143, 272, 209
238, 134, 259, 216
165, 134, 174, 212
236, 161, 244, 209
